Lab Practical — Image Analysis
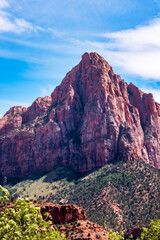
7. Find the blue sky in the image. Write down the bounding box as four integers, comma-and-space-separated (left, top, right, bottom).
1, 0, 160, 117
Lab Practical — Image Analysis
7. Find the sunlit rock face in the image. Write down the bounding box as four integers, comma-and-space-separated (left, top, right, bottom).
0, 52, 160, 179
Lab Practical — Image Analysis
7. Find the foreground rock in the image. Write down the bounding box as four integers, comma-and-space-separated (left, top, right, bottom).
0, 52, 160, 179
56, 220, 109, 240
41, 203, 87, 224
40, 203, 108, 240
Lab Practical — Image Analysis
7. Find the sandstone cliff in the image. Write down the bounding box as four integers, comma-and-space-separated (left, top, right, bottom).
41, 203, 87, 224
40, 203, 108, 240
0, 52, 160, 179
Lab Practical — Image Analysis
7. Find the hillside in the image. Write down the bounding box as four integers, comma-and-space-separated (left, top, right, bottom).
10, 159, 160, 231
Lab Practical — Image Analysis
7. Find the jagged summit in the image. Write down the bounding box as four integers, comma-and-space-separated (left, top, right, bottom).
81, 52, 111, 68
0, 52, 160, 179
51, 51, 121, 109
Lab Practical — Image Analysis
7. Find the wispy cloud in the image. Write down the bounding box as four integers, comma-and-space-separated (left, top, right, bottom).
48, 28, 66, 38
0, 35, 70, 52
99, 18, 160, 80
102, 18, 160, 50
0, 0, 42, 34
0, 0, 67, 37
1, 0, 160, 83
0, 14, 36, 34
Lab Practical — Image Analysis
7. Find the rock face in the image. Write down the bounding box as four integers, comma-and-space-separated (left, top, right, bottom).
41, 203, 87, 224
0, 52, 160, 179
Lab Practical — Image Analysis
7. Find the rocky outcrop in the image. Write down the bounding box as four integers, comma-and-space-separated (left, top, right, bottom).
0, 96, 52, 136
56, 219, 109, 240
22, 96, 52, 123
40, 203, 108, 240
0, 52, 160, 179
0, 106, 27, 135
41, 203, 87, 224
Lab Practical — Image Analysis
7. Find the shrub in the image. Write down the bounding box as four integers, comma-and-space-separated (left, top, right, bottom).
108, 230, 124, 240
137, 219, 160, 240
0, 185, 66, 239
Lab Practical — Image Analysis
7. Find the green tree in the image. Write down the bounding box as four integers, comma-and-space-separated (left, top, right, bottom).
137, 219, 160, 240
0, 185, 9, 206
108, 230, 124, 240
0, 185, 66, 240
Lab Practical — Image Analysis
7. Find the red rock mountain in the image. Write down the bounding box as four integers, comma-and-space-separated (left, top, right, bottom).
0, 52, 160, 179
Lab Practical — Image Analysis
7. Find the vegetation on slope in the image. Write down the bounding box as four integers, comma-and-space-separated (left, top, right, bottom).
9, 160, 160, 231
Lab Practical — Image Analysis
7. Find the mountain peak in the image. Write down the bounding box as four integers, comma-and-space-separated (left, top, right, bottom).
81, 52, 101, 62
0, 52, 160, 179
51, 52, 116, 108
81, 52, 111, 70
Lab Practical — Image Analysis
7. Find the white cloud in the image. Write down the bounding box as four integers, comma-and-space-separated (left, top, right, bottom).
0, 14, 16, 32
14, 18, 34, 32
103, 18, 160, 51
0, 0, 9, 9
0, 5, 65, 36
0, 13, 37, 33
99, 18, 160, 80
100, 49, 160, 80
0, 0, 41, 34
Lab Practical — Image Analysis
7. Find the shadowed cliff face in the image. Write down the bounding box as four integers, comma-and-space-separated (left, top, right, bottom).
0, 52, 160, 178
